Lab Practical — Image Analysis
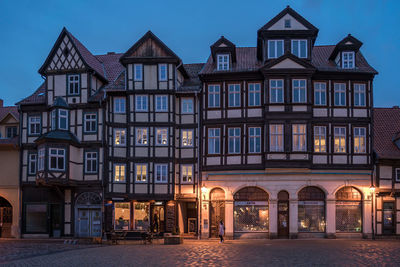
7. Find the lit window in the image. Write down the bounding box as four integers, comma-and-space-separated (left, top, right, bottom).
248, 83, 261, 106
136, 128, 148, 145
249, 127, 261, 153
28, 154, 37, 175
114, 97, 126, 113
354, 127, 366, 153
155, 164, 168, 183
208, 128, 220, 154
182, 129, 193, 147
28, 116, 41, 135
314, 126, 326, 153
270, 124, 284, 152
114, 129, 126, 146
67, 74, 80, 95
182, 98, 193, 113
217, 54, 229, 70
181, 165, 193, 183
208, 85, 220, 108
293, 124, 306, 152
156, 128, 168, 145
334, 127, 346, 153
159, 64, 167, 81
293, 79, 306, 103
228, 128, 240, 154
354, 84, 366, 107
49, 148, 65, 171
114, 164, 125, 182
59, 109, 68, 130
228, 84, 240, 107
314, 82, 326, 106
292, 40, 307, 58
135, 95, 148, 111
114, 203, 130, 230
268, 40, 284, 59
84, 113, 97, 133
85, 152, 97, 173
134, 64, 143, 81
135, 164, 147, 182
270, 79, 284, 103
155, 95, 168, 111
38, 149, 45, 171
342, 51, 355, 69
334, 83, 346, 106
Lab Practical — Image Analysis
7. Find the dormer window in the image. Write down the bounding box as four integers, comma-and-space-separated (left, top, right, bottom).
284, 19, 291, 28
268, 40, 284, 59
292, 40, 307, 58
342, 51, 355, 69
67, 74, 80, 95
217, 54, 229, 70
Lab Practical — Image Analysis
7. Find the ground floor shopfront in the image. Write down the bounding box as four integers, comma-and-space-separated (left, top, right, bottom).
200, 170, 373, 239
375, 191, 400, 237
0, 187, 19, 238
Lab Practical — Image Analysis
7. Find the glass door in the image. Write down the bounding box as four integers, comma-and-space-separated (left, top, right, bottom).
383, 202, 395, 234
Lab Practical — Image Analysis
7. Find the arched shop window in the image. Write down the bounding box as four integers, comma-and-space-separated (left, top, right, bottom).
210, 188, 225, 201
234, 187, 269, 232
335, 186, 362, 232
298, 186, 326, 232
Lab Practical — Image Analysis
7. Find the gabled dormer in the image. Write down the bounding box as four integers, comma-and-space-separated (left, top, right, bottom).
257, 6, 319, 62
210, 36, 236, 71
329, 34, 363, 69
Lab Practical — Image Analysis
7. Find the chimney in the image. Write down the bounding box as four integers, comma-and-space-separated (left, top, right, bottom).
0, 99, 3, 107
394, 106, 399, 109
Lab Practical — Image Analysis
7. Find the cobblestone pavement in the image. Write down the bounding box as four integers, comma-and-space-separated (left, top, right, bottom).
2, 239, 400, 266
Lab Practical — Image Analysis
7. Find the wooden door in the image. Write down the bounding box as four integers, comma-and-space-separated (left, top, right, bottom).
90, 209, 102, 237
78, 209, 90, 237
383, 202, 395, 234
278, 201, 289, 238
0, 207, 12, 238
210, 201, 225, 237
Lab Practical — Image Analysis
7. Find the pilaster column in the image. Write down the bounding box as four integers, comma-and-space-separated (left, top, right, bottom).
225, 200, 234, 239
201, 200, 209, 239
289, 199, 298, 239
326, 199, 336, 238
269, 199, 278, 239
363, 198, 372, 238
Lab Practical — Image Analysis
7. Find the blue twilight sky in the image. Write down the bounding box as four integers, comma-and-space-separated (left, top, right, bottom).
0, 0, 399, 107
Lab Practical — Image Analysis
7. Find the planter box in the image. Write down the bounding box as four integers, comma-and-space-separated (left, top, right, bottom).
164, 235, 183, 245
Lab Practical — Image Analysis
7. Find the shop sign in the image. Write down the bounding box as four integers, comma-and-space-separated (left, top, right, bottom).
235, 201, 268, 206
298, 201, 324, 206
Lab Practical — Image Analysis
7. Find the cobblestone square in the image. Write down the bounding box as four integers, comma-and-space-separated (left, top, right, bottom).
2, 239, 400, 266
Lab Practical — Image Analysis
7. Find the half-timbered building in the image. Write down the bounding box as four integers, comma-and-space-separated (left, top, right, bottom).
199, 6, 377, 239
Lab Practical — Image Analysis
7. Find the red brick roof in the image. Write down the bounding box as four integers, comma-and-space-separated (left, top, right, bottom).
16, 83, 46, 105
373, 108, 400, 160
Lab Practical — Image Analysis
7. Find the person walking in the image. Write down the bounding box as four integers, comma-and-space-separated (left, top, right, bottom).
218, 220, 225, 243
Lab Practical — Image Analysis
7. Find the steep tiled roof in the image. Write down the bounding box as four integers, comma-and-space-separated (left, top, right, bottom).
35, 130, 80, 144
373, 108, 400, 160
95, 53, 124, 82
179, 63, 204, 92
0, 105, 19, 122
16, 83, 46, 105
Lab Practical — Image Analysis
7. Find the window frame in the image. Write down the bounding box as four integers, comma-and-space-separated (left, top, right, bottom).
334, 83, 346, 106
135, 95, 148, 112
314, 82, 327, 106
155, 164, 168, 183
395, 168, 400, 183
248, 127, 261, 154
292, 124, 307, 152
28, 153, 37, 175
58, 109, 68, 130
114, 164, 126, 183
228, 84, 241, 107
155, 95, 168, 112
134, 64, 143, 81
217, 54, 229, 71
291, 40, 308, 58
181, 98, 194, 114
181, 165, 193, 184
342, 51, 355, 69
334, 127, 347, 153
6, 126, 17, 138
38, 148, 45, 171
114, 128, 126, 147
248, 83, 261, 107
208, 85, 220, 108
67, 74, 80, 96
208, 128, 221, 154
158, 64, 168, 81
268, 40, 284, 59
228, 127, 241, 154
270, 79, 284, 103
48, 148, 65, 171
84, 151, 98, 174
135, 128, 148, 146
353, 127, 366, 154
114, 97, 126, 114
155, 128, 168, 146
83, 112, 97, 133
292, 79, 307, 103
270, 124, 284, 152
135, 164, 147, 183
181, 129, 194, 147
313, 126, 327, 153
28, 115, 41, 136
354, 83, 366, 107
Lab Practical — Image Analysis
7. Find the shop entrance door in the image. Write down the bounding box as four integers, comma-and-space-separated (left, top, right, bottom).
50, 204, 62, 238
152, 205, 165, 233
0, 197, 12, 238
77, 208, 102, 237
383, 202, 395, 235
210, 201, 225, 237
278, 191, 289, 238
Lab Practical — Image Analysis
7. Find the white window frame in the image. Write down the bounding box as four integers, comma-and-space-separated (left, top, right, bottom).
314, 82, 327, 106
59, 109, 68, 130
228, 128, 241, 154
248, 83, 261, 106
155, 95, 168, 112
114, 97, 126, 113
28, 154, 37, 175
270, 79, 284, 103
291, 40, 308, 58
134, 64, 143, 81
114, 129, 126, 146
114, 164, 126, 183
354, 127, 366, 154
217, 54, 229, 70
135, 95, 148, 111
314, 126, 326, 153
228, 84, 240, 107
51, 110, 56, 130
354, 84, 366, 107
38, 148, 45, 171
67, 74, 80, 95
135, 164, 147, 183
292, 124, 307, 152
208, 128, 220, 154
182, 98, 194, 114
28, 116, 41, 135
181, 165, 193, 184
334, 127, 346, 153
136, 128, 148, 146
159, 64, 167, 81
342, 51, 355, 69
292, 79, 307, 103
181, 129, 193, 147
270, 124, 284, 152
156, 128, 168, 146
155, 164, 168, 183
84, 113, 97, 133
334, 83, 346, 106
395, 168, 400, 182
208, 85, 220, 108
268, 40, 284, 59
85, 151, 98, 173
249, 127, 261, 153
49, 148, 65, 171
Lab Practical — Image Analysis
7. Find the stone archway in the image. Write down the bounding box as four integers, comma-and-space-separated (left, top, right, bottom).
0, 196, 12, 238
335, 186, 362, 233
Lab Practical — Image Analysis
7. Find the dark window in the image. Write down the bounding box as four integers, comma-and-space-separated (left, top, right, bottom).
25, 204, 47, 233
6, 126, 17, 138
84, 113, 97, 133
284, 19, 291, 28
68, 74, 80, 95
